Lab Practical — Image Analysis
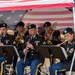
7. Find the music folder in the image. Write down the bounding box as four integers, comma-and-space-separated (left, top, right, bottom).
38, 45, 68, 60
0, 45, 19, 57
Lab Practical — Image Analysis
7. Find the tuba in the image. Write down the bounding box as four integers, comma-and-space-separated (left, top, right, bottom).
43, 22, 57, 45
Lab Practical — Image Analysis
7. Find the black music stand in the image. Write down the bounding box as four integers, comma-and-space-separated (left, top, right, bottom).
38, 45, 75, 75
0, 45, 19, 75
38, 45, 67, 65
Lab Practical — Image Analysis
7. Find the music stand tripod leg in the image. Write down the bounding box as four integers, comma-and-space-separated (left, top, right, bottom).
2, 48, 7, 75
49, 54, 54, 75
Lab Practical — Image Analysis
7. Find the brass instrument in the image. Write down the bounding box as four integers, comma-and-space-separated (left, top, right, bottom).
43, 22, 57, 45
50, 22, 57, 40
43, 39, 52, 45
13, 33, 24, 46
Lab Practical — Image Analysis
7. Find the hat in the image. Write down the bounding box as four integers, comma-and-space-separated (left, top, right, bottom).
0, 23, 7, 28
28, 24, 36, 29
43, 22, 51, 27
63, 27, 73, 34
16, 21, 24, 27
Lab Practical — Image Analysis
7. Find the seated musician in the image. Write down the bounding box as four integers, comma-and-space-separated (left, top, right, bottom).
13, 21, 29, 52
0, 22, 14, 63
0, 22, 14, 74
41, 21, 61, 45
16, 24, 44, 75
13, 21, 29, 70
41, 21, 52, 40
49, 27, 75, 75
52, 30, 61, 45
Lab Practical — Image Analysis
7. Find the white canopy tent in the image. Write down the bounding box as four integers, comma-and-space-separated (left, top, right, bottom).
0, 0, 75, 75
0, 0, 74, 31
0, 0, 74, 10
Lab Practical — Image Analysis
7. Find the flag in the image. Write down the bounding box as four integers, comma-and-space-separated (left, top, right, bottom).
22, 8, 74, 30
0, 10, 26, 29
0, 0, 74, 31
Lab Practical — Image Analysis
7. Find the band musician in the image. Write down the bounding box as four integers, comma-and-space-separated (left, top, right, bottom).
16, 24, 44, 75
0, 22, 14, 74
13, 21, 29, 71
41, 21, 61, 45
13, 21, 29, 52
49, 27, 75, 75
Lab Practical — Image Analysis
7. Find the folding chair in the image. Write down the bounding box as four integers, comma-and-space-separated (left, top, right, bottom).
1, 61, 14, 75
24, 62, 48, 75
55, 51, 75, 75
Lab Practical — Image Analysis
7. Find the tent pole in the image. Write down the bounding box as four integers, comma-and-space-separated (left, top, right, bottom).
73, 7, 75, 32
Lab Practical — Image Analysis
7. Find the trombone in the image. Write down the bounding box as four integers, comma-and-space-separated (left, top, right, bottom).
43, 22, 57, 45
50, 22, 57, 40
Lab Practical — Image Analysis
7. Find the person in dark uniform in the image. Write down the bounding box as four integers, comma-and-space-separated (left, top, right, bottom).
41, 22, 61, 45
0, 22, 14, 74
0, 22, 13, 63
52, 30, 61, 45
41, 22, 52, 40
49, 27, 75, 75
16, 24, 44, 75
13, 21, 29, 52
13, 21, 29, 71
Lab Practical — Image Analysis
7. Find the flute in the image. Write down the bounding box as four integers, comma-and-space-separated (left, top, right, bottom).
59, 40, 67, 46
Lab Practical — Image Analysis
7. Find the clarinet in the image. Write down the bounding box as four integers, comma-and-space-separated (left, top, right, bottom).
23, 38, 31, 64
0, 34, 2, 42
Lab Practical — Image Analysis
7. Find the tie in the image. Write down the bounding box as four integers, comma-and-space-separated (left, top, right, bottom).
31, 37, 34, 41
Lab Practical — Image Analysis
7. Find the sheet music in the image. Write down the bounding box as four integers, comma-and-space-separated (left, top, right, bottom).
61, 47, 68, 59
